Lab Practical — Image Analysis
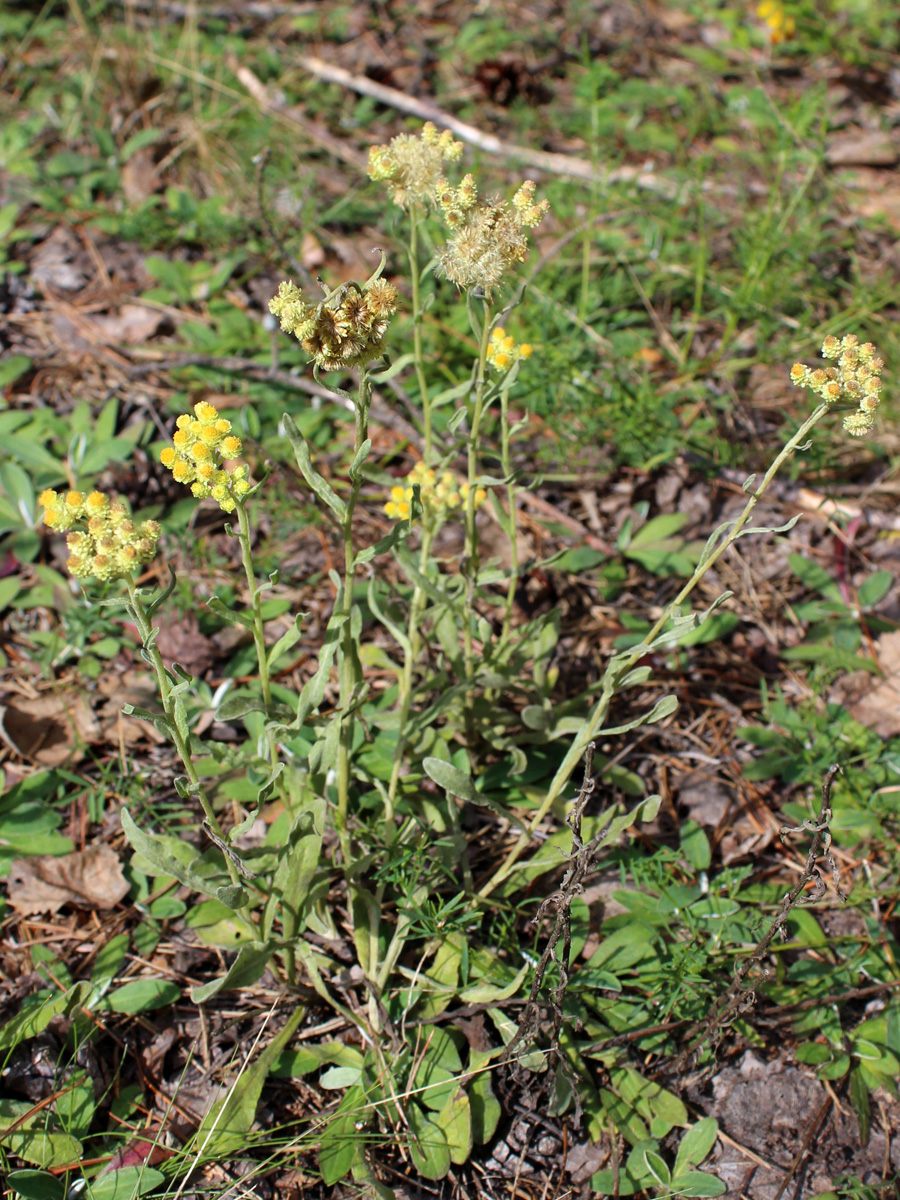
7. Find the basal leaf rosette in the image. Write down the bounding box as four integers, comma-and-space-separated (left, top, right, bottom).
160, 400, 249, 512
790, 334, 885, 438
384, 461, 487, 528
39, 489, 161, 581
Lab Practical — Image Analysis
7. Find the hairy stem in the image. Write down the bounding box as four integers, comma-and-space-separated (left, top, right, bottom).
480, 401, 831, 897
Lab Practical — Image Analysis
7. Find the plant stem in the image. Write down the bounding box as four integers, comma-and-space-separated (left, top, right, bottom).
335, 369, 370, 864
409, 207, 434, 463
125, 577, 257, 935
479, 401, 831, 897
499, 382, 519, 644
462, 303, 494, 693
234, 499, 277, 767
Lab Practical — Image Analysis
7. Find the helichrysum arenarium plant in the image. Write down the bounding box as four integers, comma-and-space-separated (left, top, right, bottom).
37, 115, 888, 1187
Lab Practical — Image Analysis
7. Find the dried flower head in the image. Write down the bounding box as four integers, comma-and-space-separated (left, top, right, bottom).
384, 460, 487, 525
39, 488, 160, 581
160, 400, 249, 511
486, 327, 534, 372
269, 277, 399, 372
437, 179, 549, 298
790, 334, 885, 437
367, 121, 464, 209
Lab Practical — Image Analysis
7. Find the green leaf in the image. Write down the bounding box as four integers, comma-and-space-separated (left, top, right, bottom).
679, 820, 711, 870
435, 1087, 473, 1165
849, 1067, 870, 1145
4, 1132, 82, 1169
190, 942, 273, 1003
674, 1117, 719, 1175
672, 1170, 727, 1197
105, 980, 181, 1014
319, 1085, 367, 1186
422, 758, 526, 832
206, 595, 256, 631
6, 1170, 66, 1200
856, 569, 893, 609
0, 355, 32, 387
284, 414, 347, 519
0, 982, 92, 1050
264, 798, 325, 942
469, 1067, 501, 1143
407, 1102, 451, 1180
120, 810, 239, 906
85, 1167, 166, 1200
191, 1008, 304, 1159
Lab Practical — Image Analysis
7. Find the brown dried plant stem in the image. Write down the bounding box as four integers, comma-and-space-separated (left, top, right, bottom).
478, 400, 831, 898
336, 368, 371, 864
674, 763, 845, 1068
124, 578, 257, 938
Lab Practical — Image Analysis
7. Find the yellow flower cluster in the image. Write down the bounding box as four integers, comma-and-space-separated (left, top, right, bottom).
384, 461, 487, 523
486, 327, 533, 371
437, 179, 550, 298
367, 121, 464, 209
757, 0, 795, 43
39, 489, 160, 581
160, 400, 249, 512
269, 278, 398, 372
790, 335, 884, 438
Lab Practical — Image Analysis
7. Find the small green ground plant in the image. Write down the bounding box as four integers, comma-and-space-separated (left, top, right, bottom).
5, 101, 890, 1194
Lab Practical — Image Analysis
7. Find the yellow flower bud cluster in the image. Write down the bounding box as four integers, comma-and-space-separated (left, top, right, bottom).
790, 335, 885, 438
437, 179, 550, 298
39, 489, 160, 581
160, 400, 249, 512
757, 0, 795, 43
269, 278, 398, 372
367, 121, 464, 209
486, 327, 533, 372
384, 461, 487, 523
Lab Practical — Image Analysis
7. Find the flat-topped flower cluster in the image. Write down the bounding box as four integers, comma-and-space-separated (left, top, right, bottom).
160, 400, 250, 512
39, 489, 160, 581
384, 460, 487, 524
790, 334, 884, 437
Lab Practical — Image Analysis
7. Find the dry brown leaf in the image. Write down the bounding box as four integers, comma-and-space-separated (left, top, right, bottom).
0, 691, 100, 766
848, 630, 900, 737
826, 130, 898, 167
7, 845, 130, 915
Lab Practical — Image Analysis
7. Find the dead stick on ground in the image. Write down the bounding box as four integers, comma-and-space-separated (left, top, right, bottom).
294, 56, 678, 194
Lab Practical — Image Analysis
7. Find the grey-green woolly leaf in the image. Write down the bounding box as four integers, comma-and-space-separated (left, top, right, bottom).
171, 697, 190, 745
190, 941, 273, 1003
215, 695, 267, 721
267, 613, 304, 670
447, 406, 468, 433
284, 414, 347, 519
369, 352, 417, 383
120, 704, 171, 734
308, 717, 341, 778
120, 810, 229, 904
264, 798, 325, 941
206, 595, 256, 630
215, 884, 248, 909
348, 438, 372, 480
367, 577, 411, 655
596, 694, 678, 737
353, 519, 412, 567
296, 611, 343, 726
431, 378, 474, 407
423, 759, 526, 832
